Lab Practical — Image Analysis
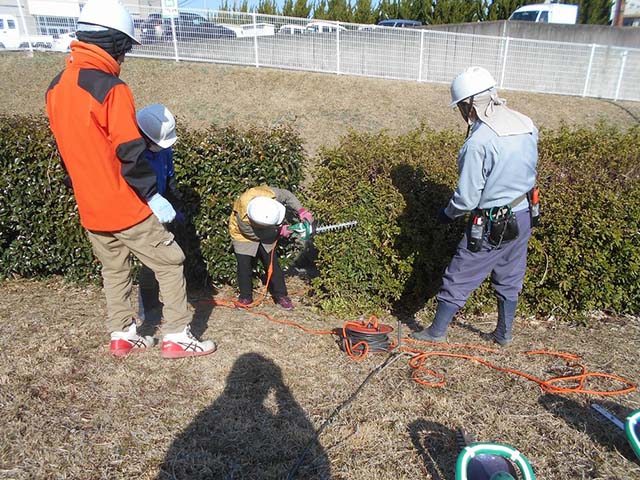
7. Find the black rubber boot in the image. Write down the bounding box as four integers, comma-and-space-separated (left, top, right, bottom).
491, 297, 517, 346
410, 300, 459, 343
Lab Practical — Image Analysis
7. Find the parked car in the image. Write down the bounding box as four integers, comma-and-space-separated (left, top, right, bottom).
377, 19, 422, 28
278, 24, 307, 35
305, 20, 346, 33
508, 3, 578, 24
52, 31, 76, 52
140, 13, 166, 42
140, 12, 236, 43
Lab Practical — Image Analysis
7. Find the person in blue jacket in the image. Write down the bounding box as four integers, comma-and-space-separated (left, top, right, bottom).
136, 104, 185, 324
411, 66, 539, 346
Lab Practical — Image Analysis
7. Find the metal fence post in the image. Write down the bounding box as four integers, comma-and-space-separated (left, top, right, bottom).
336, 23, 341, 75
418, 29, 425, 82
582, 44, 596, 97
15, 0, 33, 57
499, 36, 510, 88
169, 16, 179, 62
253, 12, 259, 68
614, 50, 628, 101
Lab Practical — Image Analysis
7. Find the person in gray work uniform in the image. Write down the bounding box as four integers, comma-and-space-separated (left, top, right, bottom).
411, 66, 538, 346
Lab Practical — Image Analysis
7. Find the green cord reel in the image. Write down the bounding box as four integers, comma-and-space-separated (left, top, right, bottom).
455, 442, 536, 480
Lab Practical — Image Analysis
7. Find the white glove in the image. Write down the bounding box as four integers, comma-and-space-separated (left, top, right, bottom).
147, 193, 176, 224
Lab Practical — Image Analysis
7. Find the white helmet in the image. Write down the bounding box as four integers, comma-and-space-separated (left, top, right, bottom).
247, 197, 286, 226
449, 66, 496, 107
137, 104, 178, 149
77, 0, 140, 45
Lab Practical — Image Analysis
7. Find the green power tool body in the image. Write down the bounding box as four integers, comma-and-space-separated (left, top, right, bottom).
287, 220, 358, 240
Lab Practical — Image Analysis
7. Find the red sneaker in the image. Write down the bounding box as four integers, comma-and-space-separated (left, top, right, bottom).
110, 323, 155, 357
161, 326, 217, 359
275, 296, 294, 310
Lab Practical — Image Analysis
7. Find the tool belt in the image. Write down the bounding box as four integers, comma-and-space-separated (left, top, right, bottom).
481, 193, 526, 248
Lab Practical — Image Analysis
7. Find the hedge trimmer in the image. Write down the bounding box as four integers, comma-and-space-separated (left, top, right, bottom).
591, 404, 640, 460
287, 220, 358, 240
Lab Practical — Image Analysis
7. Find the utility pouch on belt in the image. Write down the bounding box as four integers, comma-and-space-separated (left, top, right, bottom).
487, 204, 519, 247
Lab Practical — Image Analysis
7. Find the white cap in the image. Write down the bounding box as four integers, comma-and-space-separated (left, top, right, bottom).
137, 104, 177, 149
449, 66, 496, 107
77, 0, 140, 45
247, 197, 286, 226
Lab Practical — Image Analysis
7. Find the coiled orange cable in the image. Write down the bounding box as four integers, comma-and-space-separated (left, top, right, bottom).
202, 241, 635, 396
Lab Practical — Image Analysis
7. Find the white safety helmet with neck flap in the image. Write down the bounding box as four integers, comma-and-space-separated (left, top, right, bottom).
137, 104, 178, 151
449, 66, 534, 136
247, 197, 286, 226
449, 66, 496, 107
76, 0, 141, 45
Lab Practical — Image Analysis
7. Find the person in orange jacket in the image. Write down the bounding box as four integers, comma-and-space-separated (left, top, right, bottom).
45, 0, 215, 358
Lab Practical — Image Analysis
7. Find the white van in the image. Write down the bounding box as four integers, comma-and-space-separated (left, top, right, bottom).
278, 24, 306, 35
0, 13, 54, 50
305, 21, 346, 34
509, 2, 578, 24
0, 14, 20, 49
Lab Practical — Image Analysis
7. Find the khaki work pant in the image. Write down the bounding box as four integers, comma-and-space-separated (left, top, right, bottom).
86, 214, 191, 335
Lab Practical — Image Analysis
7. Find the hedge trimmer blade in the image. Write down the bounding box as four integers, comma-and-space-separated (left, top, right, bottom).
592, 403, 625, 430
314, 220, 358, 234
592, 404, 640, 460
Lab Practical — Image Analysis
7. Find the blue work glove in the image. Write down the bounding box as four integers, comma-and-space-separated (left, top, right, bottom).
148, 193, 176, 224
173, 210, 186, 225
437, 207, 454, 225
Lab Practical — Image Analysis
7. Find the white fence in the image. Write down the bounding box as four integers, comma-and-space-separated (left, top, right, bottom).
4, 5, 640, 102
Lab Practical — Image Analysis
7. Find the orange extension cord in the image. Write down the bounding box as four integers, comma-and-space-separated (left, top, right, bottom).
204, 243, 636, 396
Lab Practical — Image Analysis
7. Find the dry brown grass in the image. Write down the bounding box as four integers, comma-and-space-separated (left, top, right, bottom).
1, 51, 640, 479
0, 278, 639, 479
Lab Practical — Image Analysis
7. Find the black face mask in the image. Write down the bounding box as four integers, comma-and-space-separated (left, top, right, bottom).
457, 100, 472, 123
76, 27, 132, 59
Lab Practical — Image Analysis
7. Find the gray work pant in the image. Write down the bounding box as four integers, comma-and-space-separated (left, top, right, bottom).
437, 208, 532, 309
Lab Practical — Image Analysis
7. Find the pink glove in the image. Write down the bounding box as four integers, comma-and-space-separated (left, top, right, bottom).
298, 208, 314, 224
278, 224, 292, 238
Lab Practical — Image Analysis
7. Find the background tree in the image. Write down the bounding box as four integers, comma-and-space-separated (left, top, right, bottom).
576, 0, 613, 24
282, 0, 295, 16
257, 0, 279, 14
353, 0, 376, 24
326, 0, 353, 21
292, 0, 313, 18
313, 0, 330, 19
484, 0, 535, 20
220, 0, 250, 11
425, 0, 479, 24
376, 0, 400, 21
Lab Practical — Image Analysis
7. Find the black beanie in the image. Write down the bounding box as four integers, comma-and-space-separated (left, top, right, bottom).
76, 27, 133, 59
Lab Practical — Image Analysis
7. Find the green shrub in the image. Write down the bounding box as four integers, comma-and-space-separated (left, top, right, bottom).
2, 114, 638, 319
308, 123, 640, 318
0, 115, 96, 282
0, 115, 305, 287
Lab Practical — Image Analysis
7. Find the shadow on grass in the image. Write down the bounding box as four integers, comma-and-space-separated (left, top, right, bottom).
390, 164, 462, 332
408, 419, 458, 480
158, 353, 331, 480
538, 394, 639, 464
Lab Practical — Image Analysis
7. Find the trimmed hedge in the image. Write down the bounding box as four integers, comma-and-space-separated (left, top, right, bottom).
308, 123, 640, 317
0, 114, 304, 287
2, 114, 638, 319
